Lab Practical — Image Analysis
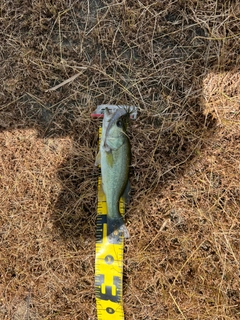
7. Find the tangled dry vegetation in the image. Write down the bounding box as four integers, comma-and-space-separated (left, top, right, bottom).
0, 0, 240, 319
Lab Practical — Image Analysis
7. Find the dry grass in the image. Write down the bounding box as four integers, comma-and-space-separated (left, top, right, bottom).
0, 0, 240, 319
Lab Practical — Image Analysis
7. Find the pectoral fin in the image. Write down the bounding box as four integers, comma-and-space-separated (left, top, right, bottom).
106, 151, 114, 167
95, 151, 101, 166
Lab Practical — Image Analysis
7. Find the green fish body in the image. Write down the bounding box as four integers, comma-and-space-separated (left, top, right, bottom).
95, 108, 131, 239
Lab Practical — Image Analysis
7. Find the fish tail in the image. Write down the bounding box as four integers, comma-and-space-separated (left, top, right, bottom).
107, 216, 129, 241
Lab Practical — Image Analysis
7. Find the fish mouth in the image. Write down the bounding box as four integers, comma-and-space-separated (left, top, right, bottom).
103, 107, 129, 151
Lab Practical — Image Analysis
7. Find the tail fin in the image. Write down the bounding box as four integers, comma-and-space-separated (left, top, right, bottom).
107, 217, 129, 244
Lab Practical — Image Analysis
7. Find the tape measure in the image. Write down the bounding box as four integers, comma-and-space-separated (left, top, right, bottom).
92, 105, 137, 320
95, 126, 125, 320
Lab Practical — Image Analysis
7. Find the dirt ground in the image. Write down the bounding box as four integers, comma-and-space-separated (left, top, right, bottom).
0, 1, 240, 319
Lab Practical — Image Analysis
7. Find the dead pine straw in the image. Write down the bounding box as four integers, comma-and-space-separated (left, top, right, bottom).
0, 0, 240, 319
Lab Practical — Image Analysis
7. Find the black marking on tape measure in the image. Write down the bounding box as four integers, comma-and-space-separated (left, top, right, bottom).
107, 219, 124, 245
95, 274, 121, 303
106, 307, 115, 314
96, 215, 124, 245
96, 215, 107, 243
105, 255, 114, 264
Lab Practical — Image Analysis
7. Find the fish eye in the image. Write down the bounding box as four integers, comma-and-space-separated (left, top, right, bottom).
116, 119, 122, 127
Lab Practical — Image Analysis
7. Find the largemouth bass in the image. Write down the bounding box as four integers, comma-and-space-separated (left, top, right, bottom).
95, 107, 131, 239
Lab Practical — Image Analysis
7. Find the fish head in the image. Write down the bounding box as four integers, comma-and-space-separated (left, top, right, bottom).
102, 107, 130, 152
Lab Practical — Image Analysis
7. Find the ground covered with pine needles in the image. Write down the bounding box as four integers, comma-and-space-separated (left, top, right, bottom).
0, 1, 240, 319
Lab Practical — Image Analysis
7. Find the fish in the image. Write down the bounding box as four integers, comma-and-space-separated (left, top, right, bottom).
95, 107, 131, 239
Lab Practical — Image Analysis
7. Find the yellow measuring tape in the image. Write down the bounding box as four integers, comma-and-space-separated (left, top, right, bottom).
95, 127, 125, 320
